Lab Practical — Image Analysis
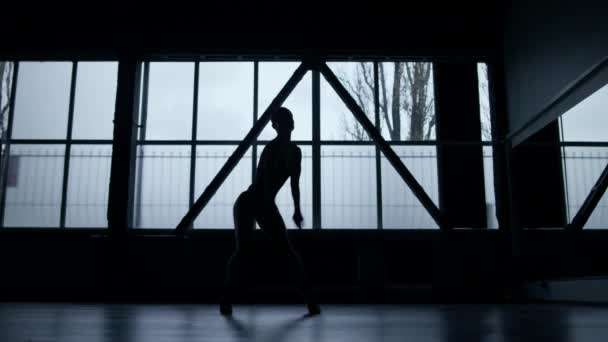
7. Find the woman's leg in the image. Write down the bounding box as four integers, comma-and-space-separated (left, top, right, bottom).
220, 191, 255, 315
257, 204, 320, 315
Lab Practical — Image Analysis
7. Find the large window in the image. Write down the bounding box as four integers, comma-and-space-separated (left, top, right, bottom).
1, 59, 495, 230
322, 62, 439, 229
1, 61, 117, 228
559, 83, 608, 229
131, 60, 444, 229
134, 62, 195, 228
478, 63, 498, 229
133, 61, 315, 229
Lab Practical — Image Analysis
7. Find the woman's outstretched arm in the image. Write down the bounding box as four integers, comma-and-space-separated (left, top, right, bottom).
291, 146, 303, 228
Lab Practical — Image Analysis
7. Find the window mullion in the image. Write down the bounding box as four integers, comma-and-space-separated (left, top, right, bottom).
252, 61, 259, 182
374, 62, 383, 230
312, 69, 321, 229
189, 61, 199, 224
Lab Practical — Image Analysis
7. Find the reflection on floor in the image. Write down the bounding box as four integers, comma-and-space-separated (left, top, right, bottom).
0, 303, 607, 341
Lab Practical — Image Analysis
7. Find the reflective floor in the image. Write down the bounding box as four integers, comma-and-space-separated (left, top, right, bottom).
0, 303, 607, 341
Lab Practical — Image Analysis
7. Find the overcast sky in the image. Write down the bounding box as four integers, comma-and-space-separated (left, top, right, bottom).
560, 83, 608, 141
7, 60, 605, 143
9, 61, 385, 142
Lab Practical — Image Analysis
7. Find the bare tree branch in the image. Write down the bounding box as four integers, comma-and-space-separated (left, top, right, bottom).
359, 63, 374, 98
390, 62, 402, 140
424, 115, 435, 140
342, 113, 367, 140
0, 104, 9, 119
378, 63, 392, 136
478, 64, 492, 141
337, 66, 371, 140
344, 61, 435, 142
0, 62, 5, 122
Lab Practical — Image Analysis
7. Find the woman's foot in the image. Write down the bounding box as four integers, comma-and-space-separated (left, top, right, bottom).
219, 300, 233, 316
306, 302, 321, 316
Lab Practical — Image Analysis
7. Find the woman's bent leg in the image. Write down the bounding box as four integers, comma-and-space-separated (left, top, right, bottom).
257, 205, 321, 315
220, 192, 255, 315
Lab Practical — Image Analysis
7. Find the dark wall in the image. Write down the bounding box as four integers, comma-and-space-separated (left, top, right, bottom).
0, 230, 509, 303
513, 122, 567, 228
0, 230, 606, 303
503, 0, 608, 142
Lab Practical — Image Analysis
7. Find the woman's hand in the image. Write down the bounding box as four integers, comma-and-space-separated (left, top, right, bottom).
293, 210, 304, 229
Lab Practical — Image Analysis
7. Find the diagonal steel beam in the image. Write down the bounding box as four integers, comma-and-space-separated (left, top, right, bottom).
319, 63, 447, 229
568, 162, 608, 231
175, 62, 309, 233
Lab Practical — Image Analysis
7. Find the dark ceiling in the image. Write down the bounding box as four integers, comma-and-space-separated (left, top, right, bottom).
2, 1, 505, 59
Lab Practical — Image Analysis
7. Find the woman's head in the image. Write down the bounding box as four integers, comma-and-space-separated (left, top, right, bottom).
271, 107, 294, 133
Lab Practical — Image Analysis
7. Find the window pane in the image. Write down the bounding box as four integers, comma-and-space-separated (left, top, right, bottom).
323, 62, 373, 141
321, 146, 377, 228
562, 146, 608, 229
478, 64, 497, 228
382, 145, 438, 229
560, 81, 608, 229
1, 62, 15, 203
72, 62, 118, 140
259, 62, 312, 141
483, 146, 498, 229
12, 62, 72, 139
4, 145, 64, 227
378, 62, 435, 141
133, 145, 190, 228
560, 83, 608, 142
478, 63, 492, 141
1, 61, 14, 136
198, 62, 253, 140
144, 63, 194, 140
194, 146, 251, 229
65, 145, 112, 228
587, 189, 608, 229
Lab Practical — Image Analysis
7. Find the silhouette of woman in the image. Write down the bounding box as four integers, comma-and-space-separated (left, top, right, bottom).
219, 107, 321, 316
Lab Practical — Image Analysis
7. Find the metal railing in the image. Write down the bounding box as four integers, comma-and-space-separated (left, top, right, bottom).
562, 147, 608, 228
2, 146, 606, 229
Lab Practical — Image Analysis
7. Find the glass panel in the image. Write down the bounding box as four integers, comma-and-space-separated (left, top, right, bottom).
587, 190, 608, 229
478, 63, 497, 228
72, 62, 118, 140
323, 62, 374, 141
562, 146, 608, 228
198, 62, 253, 140
321, 146, 376, 228
194, 146, 251, 229
65, 145, 112, 228
381, 145, 438, 229
253, 145, 312, 229
478, 63, 492, 141
1, 61, 14, 138
1, 62, 15, 203
560, 83, 608, 142
144, 62, 194, 140
483, 146, 498, 228
12, 62, 72, 139
133, 145, 190, 228
258, 62, 312, 141
3, 145, 64, 227
378, 62, 435, 141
